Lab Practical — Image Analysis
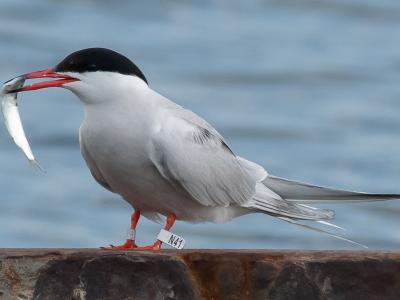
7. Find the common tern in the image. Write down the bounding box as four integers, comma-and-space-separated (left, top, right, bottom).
6, 48, 400, 249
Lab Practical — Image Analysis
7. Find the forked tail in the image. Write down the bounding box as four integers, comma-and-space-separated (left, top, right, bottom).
245, 175, 400, 248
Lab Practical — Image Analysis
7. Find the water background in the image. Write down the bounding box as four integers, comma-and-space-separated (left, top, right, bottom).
1, 0, 400, 249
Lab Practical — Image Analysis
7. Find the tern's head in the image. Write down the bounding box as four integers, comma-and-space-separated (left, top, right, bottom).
11, 48, 148, 104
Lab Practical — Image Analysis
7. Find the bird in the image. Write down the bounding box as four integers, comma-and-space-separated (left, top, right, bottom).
9, 47, 400, 249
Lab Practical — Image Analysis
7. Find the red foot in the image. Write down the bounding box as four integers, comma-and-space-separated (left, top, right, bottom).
102, 239, 137, 250
132, 241, 162, 250
102, 240, 162, 251
101, 211, 176, 251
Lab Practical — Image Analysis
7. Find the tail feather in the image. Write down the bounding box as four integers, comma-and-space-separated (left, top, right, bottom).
238, 159, 398, 247
316, 220, 345, 231
245, 183, 335, 221
263, 175, 400, 203
279, 217, 368, 248
250, 198, 334, 220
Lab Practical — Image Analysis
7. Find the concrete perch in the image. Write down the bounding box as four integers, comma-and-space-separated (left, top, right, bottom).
0, 249, 399, 299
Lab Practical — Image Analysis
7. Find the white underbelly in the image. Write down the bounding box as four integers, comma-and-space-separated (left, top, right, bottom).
79, 112, 248, 223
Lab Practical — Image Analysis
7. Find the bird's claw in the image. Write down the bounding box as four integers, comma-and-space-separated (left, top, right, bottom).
101, 239, 138, 250
129, 241, 162, 250
99, 244, 115, 250
101, 240, 162, 251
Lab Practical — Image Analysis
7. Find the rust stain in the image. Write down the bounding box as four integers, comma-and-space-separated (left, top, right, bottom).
183, 254, 219, 299
180, 252, 260, 300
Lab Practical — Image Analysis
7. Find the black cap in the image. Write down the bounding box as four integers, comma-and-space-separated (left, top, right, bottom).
54, 48, 147, 84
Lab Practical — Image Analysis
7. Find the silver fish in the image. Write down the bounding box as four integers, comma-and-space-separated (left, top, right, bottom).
1, 76, 42, 169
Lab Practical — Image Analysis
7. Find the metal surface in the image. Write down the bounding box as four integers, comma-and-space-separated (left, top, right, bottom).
0, 249, 399, 299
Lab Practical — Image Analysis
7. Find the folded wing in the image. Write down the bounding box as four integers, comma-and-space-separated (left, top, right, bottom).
150, 115, 256, 207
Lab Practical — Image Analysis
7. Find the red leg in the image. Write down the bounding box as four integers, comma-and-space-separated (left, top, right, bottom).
130, 213, 176, 251
102, 209, 141, 250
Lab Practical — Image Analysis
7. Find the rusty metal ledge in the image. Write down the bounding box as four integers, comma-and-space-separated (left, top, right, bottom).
0, 249, 399, 299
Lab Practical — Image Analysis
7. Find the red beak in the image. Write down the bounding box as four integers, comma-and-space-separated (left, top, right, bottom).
10, 68, 79, 93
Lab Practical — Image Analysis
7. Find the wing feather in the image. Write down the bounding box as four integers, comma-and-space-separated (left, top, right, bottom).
150, 116, 256, 207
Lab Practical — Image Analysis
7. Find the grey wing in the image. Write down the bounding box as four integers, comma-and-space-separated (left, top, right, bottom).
149, 115, 256, 207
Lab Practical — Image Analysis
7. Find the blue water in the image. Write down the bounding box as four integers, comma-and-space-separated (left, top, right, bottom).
0, 0, 400, 249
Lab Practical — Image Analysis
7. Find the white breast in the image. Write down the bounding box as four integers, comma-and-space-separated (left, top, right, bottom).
76, 80, 249, 223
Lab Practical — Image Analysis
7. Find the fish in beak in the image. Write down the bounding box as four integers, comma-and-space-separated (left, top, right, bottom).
1, 68, 78, 168
7, 68, 79, 93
